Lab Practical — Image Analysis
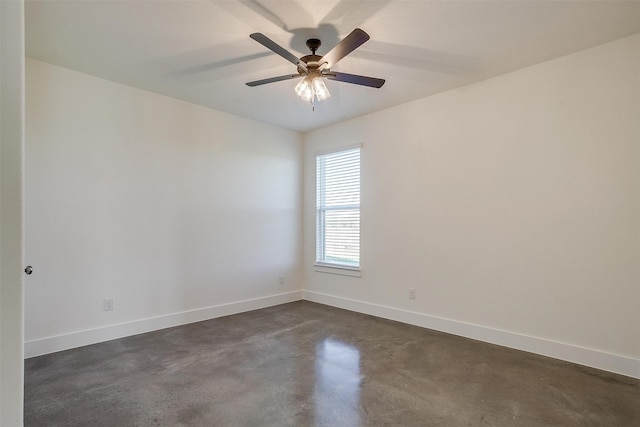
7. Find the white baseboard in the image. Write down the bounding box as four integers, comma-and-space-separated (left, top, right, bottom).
24, 291, 303, 358
303, 290, 640, 379
25, 289, 639, 379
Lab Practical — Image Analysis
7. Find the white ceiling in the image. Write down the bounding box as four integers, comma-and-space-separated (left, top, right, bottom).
25, 0, 640, 133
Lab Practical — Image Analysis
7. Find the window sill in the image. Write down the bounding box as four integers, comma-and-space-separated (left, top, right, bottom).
314, 264, 362, 277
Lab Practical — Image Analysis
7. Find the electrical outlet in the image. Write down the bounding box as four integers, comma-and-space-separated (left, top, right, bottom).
409, 288, 416, 299
103, 298, 114, 311
279, 275, 285, 285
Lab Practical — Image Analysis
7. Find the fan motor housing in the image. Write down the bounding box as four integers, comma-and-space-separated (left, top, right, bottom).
298, 54, 322, 74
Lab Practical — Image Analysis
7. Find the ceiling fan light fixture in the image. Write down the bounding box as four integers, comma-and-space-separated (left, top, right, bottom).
295, 77, 313, 102
295, 76, 330, 103
312, 77, 330, 101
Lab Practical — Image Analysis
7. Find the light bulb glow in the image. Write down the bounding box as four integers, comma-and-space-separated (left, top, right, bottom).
312, 77, 330, 101
295, 77, 311, 97
294, 76, 330, 103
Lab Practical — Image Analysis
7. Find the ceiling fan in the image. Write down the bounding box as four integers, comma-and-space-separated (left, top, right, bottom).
246, 28, 385, 104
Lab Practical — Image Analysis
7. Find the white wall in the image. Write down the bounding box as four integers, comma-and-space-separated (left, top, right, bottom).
303, 34, 640, 377
1, 0, 25, 424
25, 59, 302, 356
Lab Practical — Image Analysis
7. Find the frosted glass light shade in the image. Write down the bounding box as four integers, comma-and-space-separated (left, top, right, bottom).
295, 78, 313, 102
312, 77, 330, 101
295, 76, 330, 103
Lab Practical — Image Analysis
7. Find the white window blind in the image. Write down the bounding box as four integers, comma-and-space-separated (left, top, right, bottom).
316, 146, 360, 269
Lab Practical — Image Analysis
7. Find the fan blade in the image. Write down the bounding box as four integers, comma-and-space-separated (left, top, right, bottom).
246, 74, 302, 87
319, 28, 370, 70
249, 33, 307, 71
325, 72, 385, 88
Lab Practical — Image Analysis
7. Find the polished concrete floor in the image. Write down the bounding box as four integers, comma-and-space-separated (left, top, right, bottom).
25, 301, 639, 426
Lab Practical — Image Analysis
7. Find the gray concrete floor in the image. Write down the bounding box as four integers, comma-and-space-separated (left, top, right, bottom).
25, 301, 639, 426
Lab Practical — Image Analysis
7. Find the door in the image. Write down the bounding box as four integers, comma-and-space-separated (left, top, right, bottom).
0, 0, 26, 424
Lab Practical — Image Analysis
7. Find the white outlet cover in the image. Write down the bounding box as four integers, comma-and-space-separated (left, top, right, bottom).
103, 299, 114, 311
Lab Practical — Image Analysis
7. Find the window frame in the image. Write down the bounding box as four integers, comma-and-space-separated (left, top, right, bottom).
314, 144, 362, 276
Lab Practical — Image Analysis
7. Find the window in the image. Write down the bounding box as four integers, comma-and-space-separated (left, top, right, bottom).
316, 146, 360, 270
